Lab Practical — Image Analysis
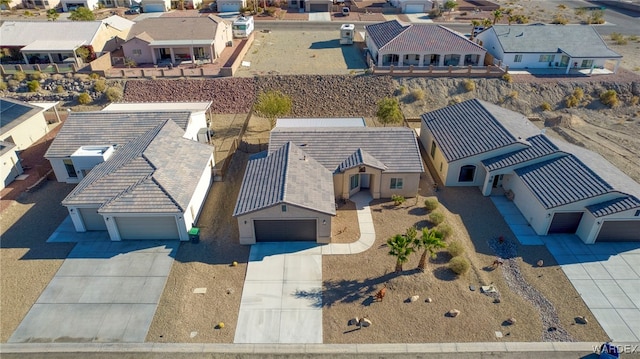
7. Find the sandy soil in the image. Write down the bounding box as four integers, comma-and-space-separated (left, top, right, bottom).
332, 201, 361, 244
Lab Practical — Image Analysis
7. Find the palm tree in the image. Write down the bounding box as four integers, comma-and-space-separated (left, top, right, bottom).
415, 228, 446, 271
482, 18, 493, 29
387, 233, 414, 273
470, 19, 481, 38
492, 9, 504, 24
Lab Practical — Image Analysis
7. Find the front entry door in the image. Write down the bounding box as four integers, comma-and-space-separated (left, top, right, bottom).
360, 174, 370, 189
560, 55, 569, 67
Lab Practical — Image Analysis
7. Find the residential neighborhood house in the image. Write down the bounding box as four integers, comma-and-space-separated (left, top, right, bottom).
287, 0, 331, 13
0, 16, 134, 65
365, 21, 486, 68
0, 98, 51, 150
122, 15, 232, 66
1, 141, 22, 190
420, 99, 640, 243
234, 123, 424, 244
475, 24, 622, 74
389, 0, 433, 14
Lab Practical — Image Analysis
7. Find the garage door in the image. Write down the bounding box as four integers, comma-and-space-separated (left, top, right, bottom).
143, 3, 165, 12
309, 3, 328, 11
254, 219, 316, 242
79, 207, 107, 231
596, 221, 640, 242
404, 4, 423, 13
115, 216, 180, 240
218, 2, 238, 11
548, 212, 583, 234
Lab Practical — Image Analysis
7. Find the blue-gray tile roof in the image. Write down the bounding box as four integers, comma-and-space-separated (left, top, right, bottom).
514, 155, 614, 209
63, 120, 213, 214
482, 135, 559, 171
337, 148, 387, 173
370, 22, 486, 54
587, 196, 640, 217
233, 142, 336, 217
269, 127, 423, 173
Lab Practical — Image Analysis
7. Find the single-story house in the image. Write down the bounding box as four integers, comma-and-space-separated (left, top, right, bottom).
389, 0, 433, 13
365, 21, 486, 67
287, 0, 331, 12
0, 16, 133, 64
0, 98, 50, 150
17, 0, 60, 10
62, 119, 214, 241
217, 0, 245, 12
275, 117, 366, 128
475, 24, 622, 74
234, 125, 424, 244
420, 99, 640, 243
45, 108, 208, 183
122, 15, 232, 65
1, 141, 23, 190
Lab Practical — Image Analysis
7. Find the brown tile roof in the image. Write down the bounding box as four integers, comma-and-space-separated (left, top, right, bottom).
126, 15, 223, 42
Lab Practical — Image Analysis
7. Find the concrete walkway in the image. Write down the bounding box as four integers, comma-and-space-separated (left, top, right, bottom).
234, 192, 375, 343
308, 12, 331, 22
491, 196, 640, 343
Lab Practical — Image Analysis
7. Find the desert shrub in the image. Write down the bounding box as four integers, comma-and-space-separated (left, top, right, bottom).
105, 86, 123, 102
502, 73, 512, 83
509, 91, 518, 99
27, 80, 40, 92
8, 79, 19, 88
89, 73, 101, 79
265, 7, 275, 16
56, 85, 65, 93
391, 194, 405, 206
610, 32, 626, 45
588, 10, 605, 24
449, 256, 470, 275
428, 7, 442, 18
575, 7, 586, 16
93, 79, 106, 92
557, 4, 566, 9
565, 95, 579, 108
463, 79, 476, 92
449, 96, 463, 105
0, 80, 6, 91
410, 88, 425, 101
573, 87, 584, 100
429, 211, 445, 225
77, 92, 92, 105
436, 223, 453, 240
552, 14, 568, 25
540, 102, 552, 111
13, 71, 27, 82
124, 57, 137, 68
424, 197, 439, 211
628, 35, 638, 42
397, 85, 407, 95
30, 71, 44, 81
631, 96, 640, 106
51, 74, 64, 81
600, 90, 619, 108
447, 240, 464, 257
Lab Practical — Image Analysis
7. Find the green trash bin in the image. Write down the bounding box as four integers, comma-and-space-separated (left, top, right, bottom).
189, 227, 200, 243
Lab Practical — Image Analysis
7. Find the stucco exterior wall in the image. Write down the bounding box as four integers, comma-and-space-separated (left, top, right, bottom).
380, 172, 420, 198
236, 204, 333, 245
183, 154, 214, 230
1, 150, 23, 189
49, 157, 81, 183
122, 38, 154, 65
476, 30, 505, 64
0, 111, 48, 150
213, 21, 232, 59
502, 173, 548, 234
365, 35, 379, 62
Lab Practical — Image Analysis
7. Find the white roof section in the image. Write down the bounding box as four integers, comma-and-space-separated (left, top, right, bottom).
276, 118, 366, 128
103, 102, 212, 113
0, 21, 103, 47
21, 40, 86, 52
29, 101, 59, 111
101, 15, 135, 32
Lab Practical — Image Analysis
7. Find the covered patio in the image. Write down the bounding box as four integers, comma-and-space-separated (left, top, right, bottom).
149, 40, 215, 65
19, 40, 84, 65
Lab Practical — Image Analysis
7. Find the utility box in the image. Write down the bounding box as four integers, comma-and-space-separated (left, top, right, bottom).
189, 227, 200, 243
340, 24, 355, 45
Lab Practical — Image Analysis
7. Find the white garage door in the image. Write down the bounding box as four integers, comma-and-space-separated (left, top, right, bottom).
115, 216, 180, 240
218, 2, 239, 12
404, 4, 423, 13
143, 3, 165, 12
79, 207, 107, 231
596, 221, 640, 242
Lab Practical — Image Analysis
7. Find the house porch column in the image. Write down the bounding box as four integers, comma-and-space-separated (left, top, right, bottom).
189, 47, 195, 62
151, 48, 157, 64
438, 53, 444, 66
418, 54, 424, 67
22, 53, 29, 64
104, 216, 121, 241
565, 57, 572, 74
398, 53, 404, 67
170, 48, 176, 64
613, 59, 620, 74
481, 174, 494, 196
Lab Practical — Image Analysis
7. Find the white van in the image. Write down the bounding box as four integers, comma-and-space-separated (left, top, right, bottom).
232, 16, 254, 38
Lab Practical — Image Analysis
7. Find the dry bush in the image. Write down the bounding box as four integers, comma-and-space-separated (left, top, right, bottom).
436, 223, 453, 241
77, 92, 92, 105
429, 211, 445, 225
424, 197, 439, 211
13, 71, 26, 82
463, 79, 476, 92
449, 256, 470, 275
447, 240, 464, 257
600, 90, 619, 108
502, 73, 512, 83
93, 79, 106, 92
105, 86, 123, 102
410, 88, 425, 101
540, 102, 552, 111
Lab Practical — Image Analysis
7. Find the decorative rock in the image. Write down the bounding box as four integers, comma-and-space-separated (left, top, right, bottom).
493, 298, 501, 304
232, 261, 238, 267
469, 285, 476, 291
425, 297, 433, 303
359, 318, 372, 327
448, 309, 460, 317
575, 316, 588, 325
506, 317, 516, 325
217, 322, 225, 329
226, 288, 234, 295
348, 317, 359, 326
410, 295, 419, 302
537, 260, 544, 267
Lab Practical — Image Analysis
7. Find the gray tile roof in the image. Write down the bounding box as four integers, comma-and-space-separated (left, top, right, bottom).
482, 134, 559, 171
514, 155, 613, 209
0, 20, 103, 47
587, 196, 640, 218
337, 148, 388, 173
486, 25, 621, 58
126, 15, 222, 42
269, 127, 423, 173
369, 21, 485, 54
45, 111, 191, 158
421, 99, 541, 162
233, 142, 336, 217
63, 120, 213, 214
1, 98, 43, 133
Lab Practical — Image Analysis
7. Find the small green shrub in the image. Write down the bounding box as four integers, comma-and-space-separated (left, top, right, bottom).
397, 85, 408, 95
573, 87, 584, 100
27, 80, 40, 92
56, 85, 65, 93
565, 95, 579, 108
89, 72, 101, 80
410, 88, 425, 101
436, 223, 453, 240
93, 79, 106, 92
600, 90, 619, 108
447, 240, 464, 257
429, 211, 445, 225
77, 92, 92, 105
502, 73, 512, 83
630, 96, 639, 106
424, 197, 439, 211
30, 71, 44, 81
552, 14, 569, 25
391, 194, 405, 206
449, 256, 470, 275
13, 71, 27, 82
0, 80, 7, 91
540, 102, 552, 111
463, 79, 476, 92
105, 86, 123, 102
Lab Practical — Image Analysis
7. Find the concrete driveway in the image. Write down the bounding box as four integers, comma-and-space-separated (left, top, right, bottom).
491, 196, 640, 343
9, 219, 177, 343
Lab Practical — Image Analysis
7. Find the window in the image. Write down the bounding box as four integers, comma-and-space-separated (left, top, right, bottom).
350, 175, 359, 190
132, 49, 142, 56
458, 165, 476, 182
281, 205, 287, 212
581, 59, 593, 68
390, 178, 403, 189
539, 54, 555, 62
439, 162, 443, 172
430, 141, 437, 158
63, 159, 77, 178
514, 54, 522, 63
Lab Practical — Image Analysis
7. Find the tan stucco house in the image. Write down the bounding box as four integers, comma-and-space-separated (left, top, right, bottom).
420, 99, 640, 243
0, 98, 50, 150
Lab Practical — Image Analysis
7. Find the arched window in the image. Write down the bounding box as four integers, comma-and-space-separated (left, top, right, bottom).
458, 165, 476, 182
